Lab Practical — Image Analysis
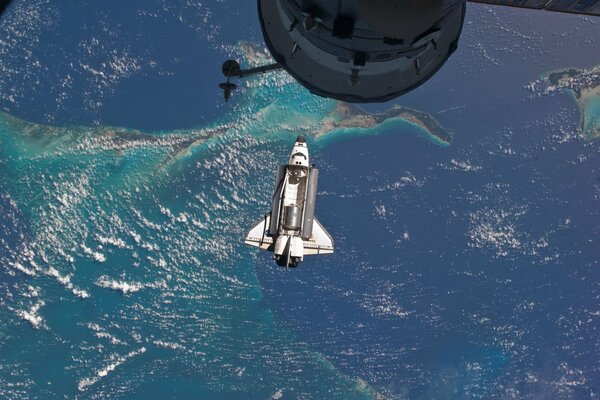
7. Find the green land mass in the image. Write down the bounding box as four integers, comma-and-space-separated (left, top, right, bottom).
0, 41, 455, 400
239, 42, 452, 145
315, 102, 452, 145
543, 65, 600, 140
3, 42, 453, 167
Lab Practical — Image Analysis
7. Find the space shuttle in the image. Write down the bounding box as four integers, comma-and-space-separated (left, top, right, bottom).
245, 136, 334, 267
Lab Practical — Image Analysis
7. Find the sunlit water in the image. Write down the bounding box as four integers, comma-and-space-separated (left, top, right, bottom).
0, 3, 599, 399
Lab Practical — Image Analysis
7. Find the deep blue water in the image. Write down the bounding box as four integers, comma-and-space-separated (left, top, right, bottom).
0, 1, 599, 399
0, 0, 262, 130
259, 103, 600, 397
255, 7, 600, 398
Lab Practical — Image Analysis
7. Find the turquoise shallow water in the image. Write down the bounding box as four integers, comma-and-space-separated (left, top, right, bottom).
0, 67, 444, 397
583, 93, 600, 139
1, 59, 599, 399
1, 5, 600, 397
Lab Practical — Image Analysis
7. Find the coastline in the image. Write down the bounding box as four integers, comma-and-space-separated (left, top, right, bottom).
541, 66, 600, 140
238, 42, 453, 146
579, 87, 600, 140
0, 42, 453, 398
314, 102, 452, 145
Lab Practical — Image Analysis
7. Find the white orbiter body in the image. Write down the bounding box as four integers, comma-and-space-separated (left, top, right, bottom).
245, 136, 334, 267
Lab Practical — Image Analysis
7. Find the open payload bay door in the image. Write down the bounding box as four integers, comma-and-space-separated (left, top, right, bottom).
468, 0, 600, 16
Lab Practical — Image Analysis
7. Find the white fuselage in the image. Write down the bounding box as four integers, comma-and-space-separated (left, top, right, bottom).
273, 139, 310, 264
245, 136, 334, 267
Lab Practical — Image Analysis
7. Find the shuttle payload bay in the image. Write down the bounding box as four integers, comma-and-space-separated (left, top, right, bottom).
245, 136, 334, 268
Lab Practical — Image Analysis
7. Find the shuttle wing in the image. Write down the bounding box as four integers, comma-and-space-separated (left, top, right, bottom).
303, 218, 334, 255
245, 214, 273, 251
468, 0, 600, 16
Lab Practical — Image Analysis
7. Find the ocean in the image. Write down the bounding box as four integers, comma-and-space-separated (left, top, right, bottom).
0, 2, 599, 399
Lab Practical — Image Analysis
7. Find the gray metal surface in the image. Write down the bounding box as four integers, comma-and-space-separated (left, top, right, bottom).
301, 168, 318, 240
269, 164, 286, 235
258, 0, 466, 102
283, 205, 302, 230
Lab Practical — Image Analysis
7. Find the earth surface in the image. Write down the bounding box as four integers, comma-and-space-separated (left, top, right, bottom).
0, 1, 599, 399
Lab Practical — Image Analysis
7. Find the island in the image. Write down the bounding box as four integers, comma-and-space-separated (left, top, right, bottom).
315, 102, 452, 145
238, 42, 452, 145
2, 112, 233, 165
4, 41, 453, 169
542, 65, 600, 140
